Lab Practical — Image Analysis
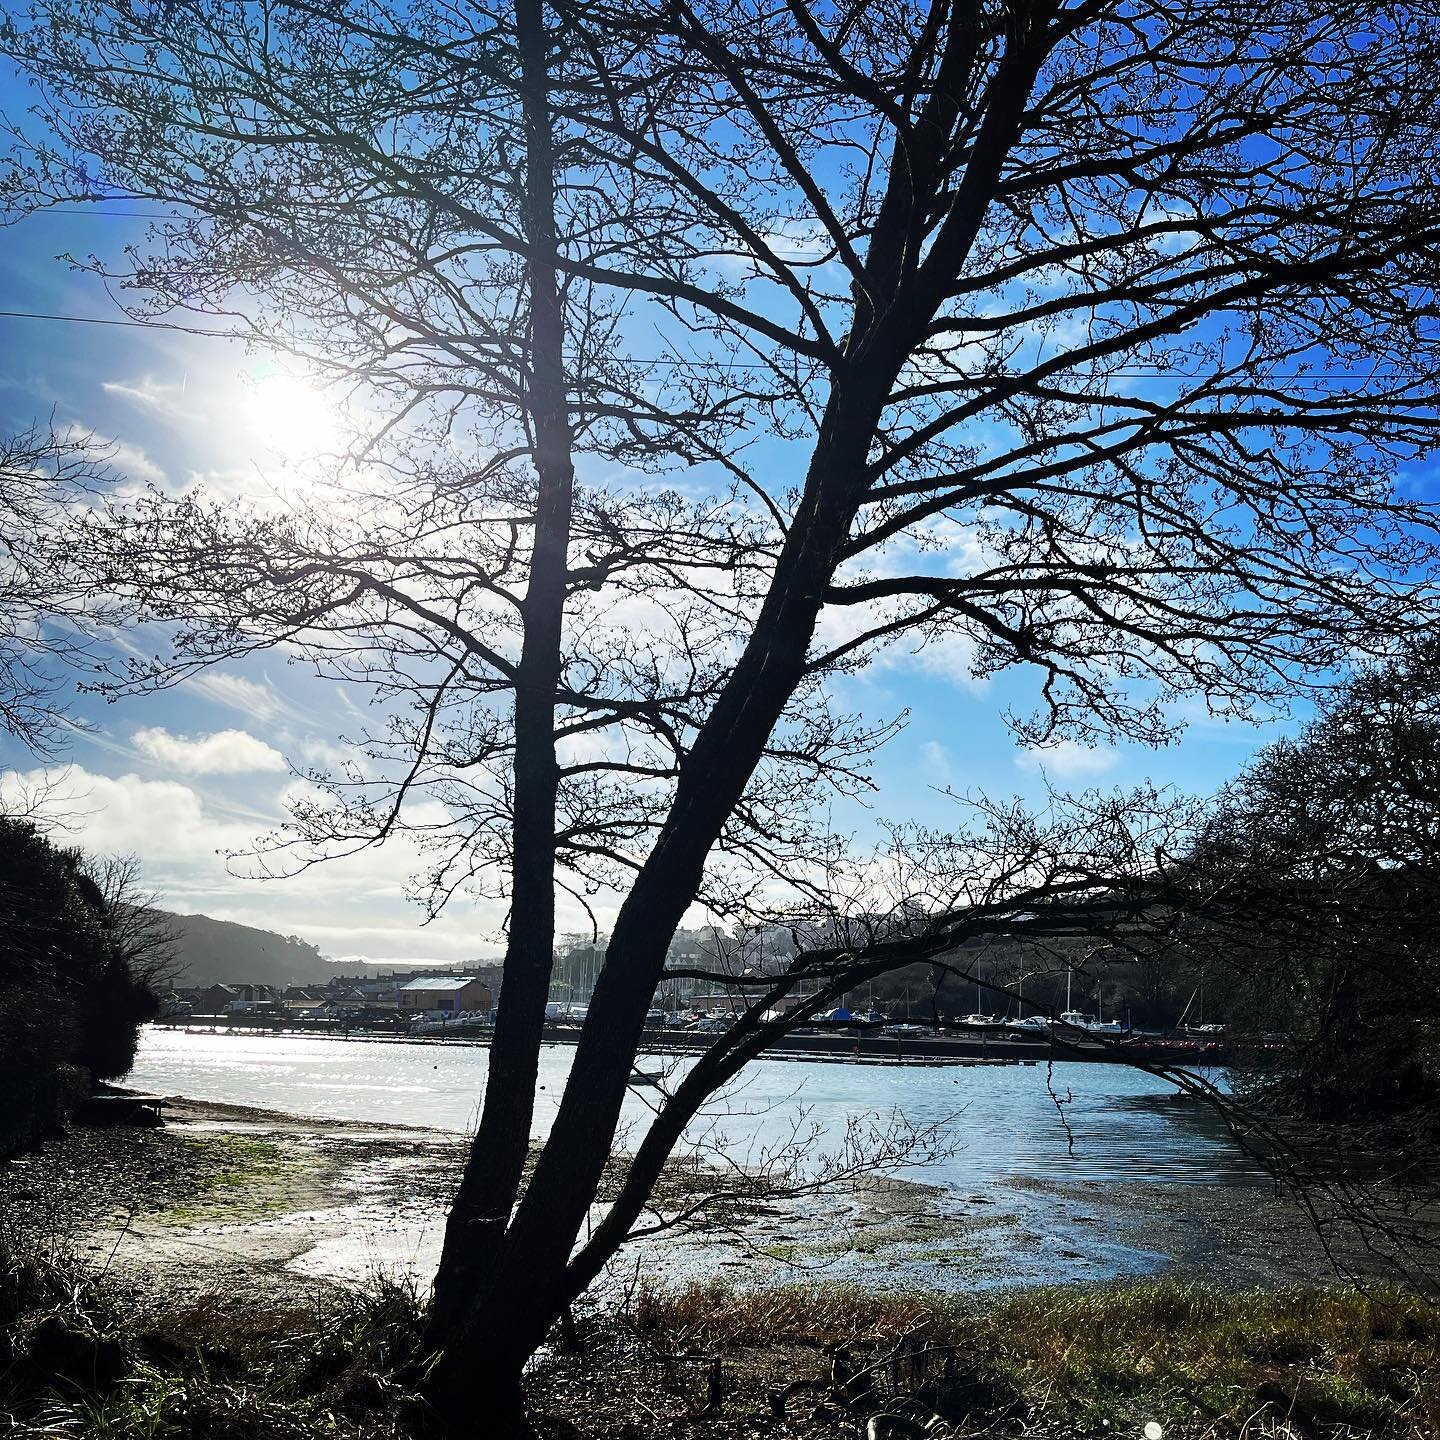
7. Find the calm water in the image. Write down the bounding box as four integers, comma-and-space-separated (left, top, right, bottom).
131, 1027, 1259, 1190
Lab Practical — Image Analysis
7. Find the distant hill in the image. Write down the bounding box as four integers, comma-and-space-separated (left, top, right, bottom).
161, 911, 336, 988
157, 910, 490, 989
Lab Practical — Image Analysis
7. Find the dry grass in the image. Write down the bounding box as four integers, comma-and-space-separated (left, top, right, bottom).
632, 1273, 1440, 1353
630, 1278, 1440, 1436
1, 1242, 431, 1439
7, 1232, 1440, 1440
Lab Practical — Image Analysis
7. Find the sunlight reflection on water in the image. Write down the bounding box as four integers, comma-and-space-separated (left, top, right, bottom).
130, 1026, 1260, 1190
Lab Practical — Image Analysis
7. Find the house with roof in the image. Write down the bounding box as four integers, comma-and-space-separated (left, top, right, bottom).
281, 985, 330, 1016
183, 982, 239, 1015
224, 983, 284, 1013
352, 976, 405, 1008
397, 976, 493, 1013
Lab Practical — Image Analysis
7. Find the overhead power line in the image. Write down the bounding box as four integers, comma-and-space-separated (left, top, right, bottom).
1, 307, 184, 329
0, 307, 235, 338
16, 208, 186, 219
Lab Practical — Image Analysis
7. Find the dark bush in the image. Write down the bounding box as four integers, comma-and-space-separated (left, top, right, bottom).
0, 817, 160, 1153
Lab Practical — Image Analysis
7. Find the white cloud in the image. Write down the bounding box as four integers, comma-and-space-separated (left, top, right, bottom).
320, 950, 497, 969
0, 764, 508, 959
714, 219, 838, 277
919, 740, 954, 785
810, 519, 998, 691
133, 726, 288, 775
0, 765, 249, 863
297, 735, 354, 771
179, 467, 269, 502
56, 422, 166, 489
108, 440, 167, 487
810, 598, 991, 691
756, 220, 833, 262
1014, 739, 1118, 779
903, 631, 986, 688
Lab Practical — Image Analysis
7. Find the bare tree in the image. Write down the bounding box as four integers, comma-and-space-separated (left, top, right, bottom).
6, 14, 887, 1372
0, 425, 115, 753
85, 853, 182, 999
8, 0, 1440, 1429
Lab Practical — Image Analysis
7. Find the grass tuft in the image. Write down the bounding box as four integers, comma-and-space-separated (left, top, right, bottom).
7, 1235, 1439, 1439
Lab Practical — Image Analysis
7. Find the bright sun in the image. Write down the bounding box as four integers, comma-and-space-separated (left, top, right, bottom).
239, 368, 342, 465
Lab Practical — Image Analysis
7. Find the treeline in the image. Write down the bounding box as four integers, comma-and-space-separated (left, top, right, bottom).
0, 817, 168, 1156
857, 643, 1440, 1135
1196, 644, 1440, 1127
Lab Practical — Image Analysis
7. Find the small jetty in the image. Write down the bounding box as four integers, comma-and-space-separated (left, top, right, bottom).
74, 1091, 168, 1127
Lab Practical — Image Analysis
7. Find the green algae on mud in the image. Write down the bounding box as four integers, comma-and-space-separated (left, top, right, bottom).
158, 1133, 322, 1222
4, 1088, 1424, 1320
4, 1100, 1438, 1439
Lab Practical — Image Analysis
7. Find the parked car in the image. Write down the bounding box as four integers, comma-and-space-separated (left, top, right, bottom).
883, 1022, 931, 1038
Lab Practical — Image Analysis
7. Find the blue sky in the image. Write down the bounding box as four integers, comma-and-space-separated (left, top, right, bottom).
0, 70, 1298, 966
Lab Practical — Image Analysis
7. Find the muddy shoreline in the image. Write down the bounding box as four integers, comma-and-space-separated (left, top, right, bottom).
5, 1094, 1436, 1440
0, 1090, 1386, 1311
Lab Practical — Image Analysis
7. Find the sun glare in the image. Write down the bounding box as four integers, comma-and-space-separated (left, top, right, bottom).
239, 368, 342, 465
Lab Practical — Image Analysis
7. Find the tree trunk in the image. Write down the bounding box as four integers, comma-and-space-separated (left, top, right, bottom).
433, 425, 876, 1392
426, 1351, 533, 1440
425, 0, 573, 1356
423, 0, 1006, 1396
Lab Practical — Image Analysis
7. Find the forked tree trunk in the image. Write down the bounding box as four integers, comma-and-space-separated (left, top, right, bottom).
424, 0, 574, 1355
423, 424, 878, 1428
424, 6, 1050, 1426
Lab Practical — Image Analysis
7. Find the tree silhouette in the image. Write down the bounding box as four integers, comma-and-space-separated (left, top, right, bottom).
8, 0, 1440, 1428
0, 426, 115, 752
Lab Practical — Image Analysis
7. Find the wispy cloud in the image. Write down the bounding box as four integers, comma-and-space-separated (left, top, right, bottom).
102, 374, 197, 423
1015, 739, 1119, 779
919, 740, 954, 785
181, 672, 311, 727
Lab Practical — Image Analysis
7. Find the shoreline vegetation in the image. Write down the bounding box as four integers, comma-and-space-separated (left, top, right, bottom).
4, 1237, 1439, 1440
3, 1093, 1437, 1436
